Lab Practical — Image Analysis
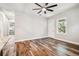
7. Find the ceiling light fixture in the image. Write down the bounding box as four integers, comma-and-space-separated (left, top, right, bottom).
33, 3, 57, 15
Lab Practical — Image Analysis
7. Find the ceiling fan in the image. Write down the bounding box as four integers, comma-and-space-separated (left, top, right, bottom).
33, 3, 57, 14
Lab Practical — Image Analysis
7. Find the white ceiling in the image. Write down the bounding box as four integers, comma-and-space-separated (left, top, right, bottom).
0, 3, 78, 18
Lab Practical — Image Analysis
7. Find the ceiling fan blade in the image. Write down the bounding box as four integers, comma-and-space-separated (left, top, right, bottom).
35, 3, 42, 7
46, 4, 57, 8
46, 9, 53, 12
45, 3, 48, 6
37, 10, 42, 14
33, 8, 41, 10
44, 11, 46, 14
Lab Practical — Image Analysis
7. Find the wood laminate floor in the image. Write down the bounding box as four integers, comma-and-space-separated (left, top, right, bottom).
16, 37, 79, 56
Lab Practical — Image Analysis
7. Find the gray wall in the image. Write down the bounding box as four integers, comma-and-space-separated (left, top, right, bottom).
0, 3, 79, 43
15, 12, 47, 40
48, 5, 79, 44
0, 3, 48, 41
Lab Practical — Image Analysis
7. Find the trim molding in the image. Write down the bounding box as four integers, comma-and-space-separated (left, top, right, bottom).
15, 36, 79, 45
49, 36, 79, 45
15, 36, 48, 42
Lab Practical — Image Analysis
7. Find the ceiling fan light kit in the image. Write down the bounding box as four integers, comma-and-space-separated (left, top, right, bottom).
33, 3, 57, 15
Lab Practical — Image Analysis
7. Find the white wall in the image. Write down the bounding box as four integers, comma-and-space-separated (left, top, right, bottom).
48, 5, 79, 44
15, 12, 47, 40
0, 3, 48, 41
0, 3, 79, 44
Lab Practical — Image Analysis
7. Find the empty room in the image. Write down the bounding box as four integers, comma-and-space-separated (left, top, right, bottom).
0, 3, 79, 56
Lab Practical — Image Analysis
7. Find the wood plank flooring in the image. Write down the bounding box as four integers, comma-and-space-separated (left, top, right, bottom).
16, 37, 79, 56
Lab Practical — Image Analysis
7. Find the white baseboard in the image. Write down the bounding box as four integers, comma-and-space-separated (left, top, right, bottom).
15, 36, 48, 42
15, 36, 79, 45
49, 36, 79, 45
